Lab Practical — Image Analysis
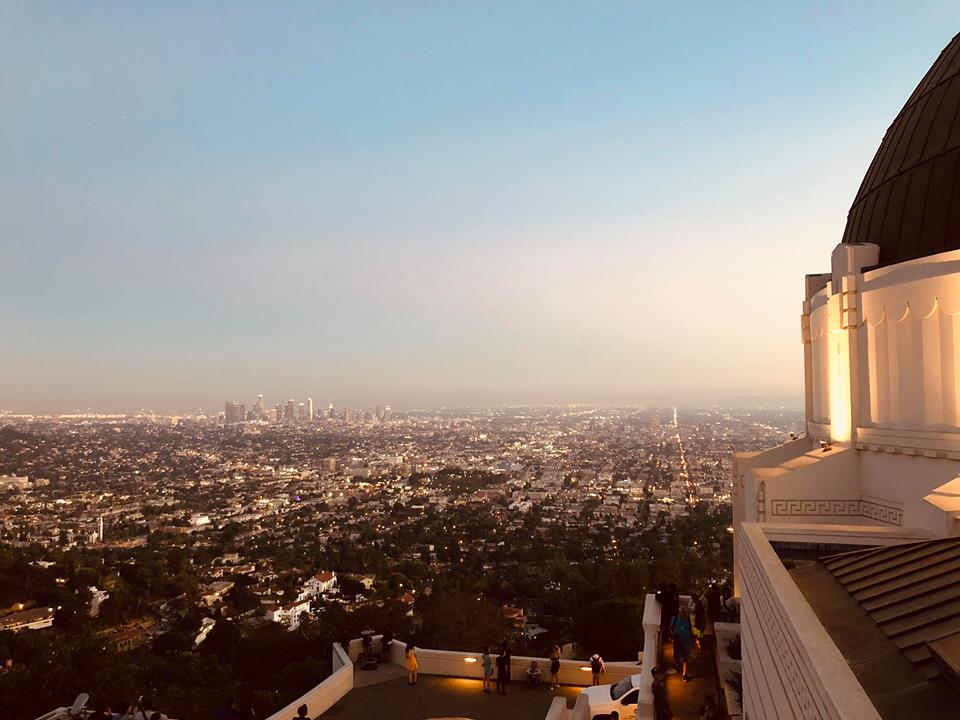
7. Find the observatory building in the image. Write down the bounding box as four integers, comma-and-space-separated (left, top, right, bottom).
733, 32, 960, 719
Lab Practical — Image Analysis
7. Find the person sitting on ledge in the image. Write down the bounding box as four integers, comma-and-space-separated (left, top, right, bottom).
292, 703, 309, 720
526, 660, 542, 687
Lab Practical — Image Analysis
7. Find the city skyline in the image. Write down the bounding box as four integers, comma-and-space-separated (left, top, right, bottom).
5, 4, 960, 412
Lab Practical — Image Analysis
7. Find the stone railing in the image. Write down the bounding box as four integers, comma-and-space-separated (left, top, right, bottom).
737, 522, 881, 719
389, 639, 641, 687
264, 630, 650, 720
545, 696, 570, 720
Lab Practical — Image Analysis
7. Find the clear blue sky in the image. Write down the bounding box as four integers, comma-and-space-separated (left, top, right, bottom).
2, 2, 959, 412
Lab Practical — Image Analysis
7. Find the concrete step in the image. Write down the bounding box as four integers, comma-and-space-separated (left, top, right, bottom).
834, 543, 960, 587
861, 569, 960, 611
843, 546, 960, 595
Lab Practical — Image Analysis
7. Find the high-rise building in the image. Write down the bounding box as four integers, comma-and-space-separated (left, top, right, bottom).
733, 34, 960, 719
307, 397, 314, 422
285, 399, 295, 424
254, 394, 264, 419
274, 403, 283, 424
224, 401, 245, 425
328, 402, 335, 419
297, 402, 306, 421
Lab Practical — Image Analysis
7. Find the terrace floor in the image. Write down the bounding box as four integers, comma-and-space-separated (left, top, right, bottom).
660, 635, 720, 718
318, 675, 580, 720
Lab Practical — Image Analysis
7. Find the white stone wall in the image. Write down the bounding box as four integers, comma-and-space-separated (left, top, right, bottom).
737, 524, 880, 720
389, 640, 640, 687
859, 251, 960, 432
265, 642, 353, 720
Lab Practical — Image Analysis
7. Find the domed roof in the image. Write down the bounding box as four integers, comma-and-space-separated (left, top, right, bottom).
843, 33, 960, 265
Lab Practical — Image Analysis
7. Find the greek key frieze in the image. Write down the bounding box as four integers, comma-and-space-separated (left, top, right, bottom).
769, 498, 902, 526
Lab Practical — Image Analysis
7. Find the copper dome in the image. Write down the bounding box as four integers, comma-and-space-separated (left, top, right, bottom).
843, 33, 960, 265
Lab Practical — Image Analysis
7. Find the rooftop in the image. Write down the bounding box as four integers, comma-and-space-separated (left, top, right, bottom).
789, 558, 958, 719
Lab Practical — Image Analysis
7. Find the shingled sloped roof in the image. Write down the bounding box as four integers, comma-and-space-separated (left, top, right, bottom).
821, 536, 960, 680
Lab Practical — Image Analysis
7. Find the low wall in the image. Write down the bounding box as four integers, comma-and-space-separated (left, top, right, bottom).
266, 642, 353, 720
714, 622, 742, 719
390, 640, 640, 687
545, 696, 571, 720
263, 632, 642, 720
738, 522, 881, 719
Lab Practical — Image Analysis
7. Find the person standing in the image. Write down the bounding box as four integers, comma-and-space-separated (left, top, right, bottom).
130, 699, 167, 720
706, 584, 721, 624
549, 645, 561, 690
481, 647, 493, 693
671, 605, 694, 681
406, 645, 418, 685
495, 647, 511, 695
692, 592, 706, 654
589, 653, 605, 686
652, 667, 674, 720
292, 705, 308, 720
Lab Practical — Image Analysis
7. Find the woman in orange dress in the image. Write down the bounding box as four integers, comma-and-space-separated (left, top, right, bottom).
406, 645, 418, 685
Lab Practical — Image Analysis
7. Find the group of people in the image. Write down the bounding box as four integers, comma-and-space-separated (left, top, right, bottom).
657, 582, 737, 681
407, 642, 567, 695
84, 699, 173, 720
653, 582, 737, 719
481, 642, 514, 695
85, 696, 268, 720
482, 643, 566, 694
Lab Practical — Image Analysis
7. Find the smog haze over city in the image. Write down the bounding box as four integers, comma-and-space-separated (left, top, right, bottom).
8, 4, 960, 720
4, 3, 959, 413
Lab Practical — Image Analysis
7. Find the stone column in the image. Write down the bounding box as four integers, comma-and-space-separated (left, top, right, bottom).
635, 593, 660, 720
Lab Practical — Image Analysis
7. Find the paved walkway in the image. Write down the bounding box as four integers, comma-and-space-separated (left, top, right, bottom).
352, 660, 408, 688
660, 636, 718, 719
319, 675, 580, 720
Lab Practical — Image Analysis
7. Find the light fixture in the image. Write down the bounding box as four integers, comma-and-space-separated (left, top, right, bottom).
464, 657, 478, 663
579, 665, 592, 671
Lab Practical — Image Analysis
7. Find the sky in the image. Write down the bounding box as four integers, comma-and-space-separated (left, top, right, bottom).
3, 2, 960, 413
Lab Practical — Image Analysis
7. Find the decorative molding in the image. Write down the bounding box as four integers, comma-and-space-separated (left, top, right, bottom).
770, 498, 903, 526
738, 525, 883, 720
740, 535, 825, 718
855, 426, 960, 458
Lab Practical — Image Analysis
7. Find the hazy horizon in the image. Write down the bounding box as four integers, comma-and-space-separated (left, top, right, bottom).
0, 394, 806, 416
4, 3, 960, 413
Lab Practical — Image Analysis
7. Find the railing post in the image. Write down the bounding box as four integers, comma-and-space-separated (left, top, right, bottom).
635, 593, 660, 720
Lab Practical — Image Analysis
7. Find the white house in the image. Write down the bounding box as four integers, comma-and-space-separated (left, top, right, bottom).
265, 598, 312, 630
302, 571, 337, 598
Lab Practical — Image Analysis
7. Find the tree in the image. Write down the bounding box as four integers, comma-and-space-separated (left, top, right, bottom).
418, 591, 510, 652
574, 597, 646, 661
337, 576, 366, 597
202, 619, 241, 662
226, 585, 260, 613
